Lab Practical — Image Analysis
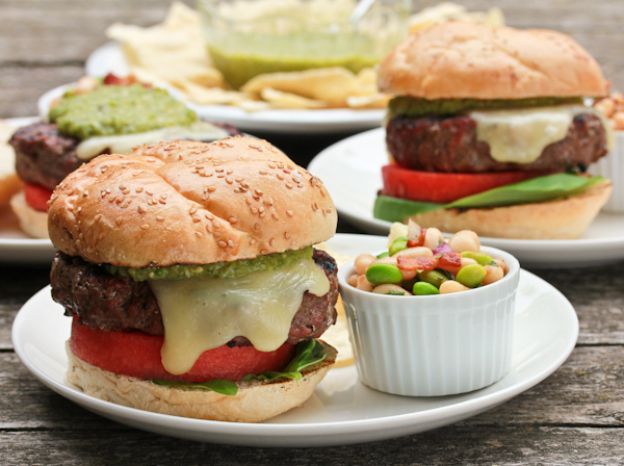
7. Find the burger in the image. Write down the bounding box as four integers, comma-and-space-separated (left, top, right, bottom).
8, 74, 231, 238
375, 22, 613, 239
48, 136, 339, 422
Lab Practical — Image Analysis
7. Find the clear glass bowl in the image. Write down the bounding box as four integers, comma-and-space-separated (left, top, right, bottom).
198, 0, 411, 88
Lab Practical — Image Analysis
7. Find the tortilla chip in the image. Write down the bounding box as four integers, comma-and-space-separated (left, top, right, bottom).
260, 88, 327, 109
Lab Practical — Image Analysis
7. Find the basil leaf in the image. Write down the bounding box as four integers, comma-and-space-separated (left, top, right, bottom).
374, 195, 442, 222
446, 174, 604, 209
152, 379, 238, 396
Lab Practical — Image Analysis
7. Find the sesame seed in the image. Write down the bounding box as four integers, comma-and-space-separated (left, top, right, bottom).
228, 216, 238, 224
140, 224, 149, 230
156, 216, 164, 222
218, 240, 227, 248
158, 199, 167, 205
207, 185, 216, 193
195, 231, 202, 238
285, 183, 293, 189
225, 177, 233, 184
254, 223, 261, 231
277, 174, 284, 180
137, 205, 146, 214
284, 232, 291, 240
136, 187, 143, 193
192, 217, 200, 223
189, 206, 198, 215
227, 239, 234, 248
259, 170, 268, 175
268, 238, 274, 246
146, 190, 153, 196
286, 209, 294, 217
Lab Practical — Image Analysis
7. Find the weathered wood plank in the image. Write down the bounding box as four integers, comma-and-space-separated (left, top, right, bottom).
0, 426, 622, 465
2, 346, 623, 430
0, 65, 83, 118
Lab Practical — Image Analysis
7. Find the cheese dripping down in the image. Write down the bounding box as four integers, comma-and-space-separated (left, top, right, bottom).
149, 254, 330, 375
75, 121, 228, 160
471, 105, 599, 164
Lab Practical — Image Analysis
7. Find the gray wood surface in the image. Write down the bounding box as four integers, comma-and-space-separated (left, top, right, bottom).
1, 1, 624, 464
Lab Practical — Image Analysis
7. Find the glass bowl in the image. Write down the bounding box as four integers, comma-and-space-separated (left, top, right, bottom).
198, 0, 411, 88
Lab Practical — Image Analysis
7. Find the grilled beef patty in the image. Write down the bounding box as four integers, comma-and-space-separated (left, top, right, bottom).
10, 122, 241, 191
51, 249, 339, 346
386, 113, 608, 173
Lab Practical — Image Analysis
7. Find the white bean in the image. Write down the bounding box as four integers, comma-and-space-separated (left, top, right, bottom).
483, 265, 505, 285
400, 268, 418, 281
373, 256, 398, 266
372, 284, 410, 296
347, 273, 359, 287
394, 247, 433, 258
449, 230, 480, 252
388, 222, 408, 247
439, 280, 469, 294
460, 257, 478, 267
356, 275, 374, 292
407, 220, 421, 242
495, 258, 508, 273
424, 227, 442, 250
354, 254, 376, 275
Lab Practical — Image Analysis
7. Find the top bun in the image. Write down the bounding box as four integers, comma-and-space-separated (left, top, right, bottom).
48, 136, 337, 267
378, 22, 609, 99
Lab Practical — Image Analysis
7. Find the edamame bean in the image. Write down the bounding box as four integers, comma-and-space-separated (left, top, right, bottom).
461, 251, 494, 266
389, 237, 408, 256
456, 264, 486, 288
366, 263, 403, 285
412, 281, 440, 295
376, 251, 390, 259
419, 270, 448, 287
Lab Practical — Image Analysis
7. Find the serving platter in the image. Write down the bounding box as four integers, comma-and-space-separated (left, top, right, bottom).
0, 117, 55, 264
13, 233, 578, 447
309, 129, 624, 268
84, 42, 385, 134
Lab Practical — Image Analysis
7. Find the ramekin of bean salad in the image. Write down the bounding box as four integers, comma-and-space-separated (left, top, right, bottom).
338, 222, 520, 397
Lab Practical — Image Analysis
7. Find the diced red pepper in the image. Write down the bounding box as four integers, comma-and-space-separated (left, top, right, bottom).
437, 252, 462, 274
407, 229, 426, 247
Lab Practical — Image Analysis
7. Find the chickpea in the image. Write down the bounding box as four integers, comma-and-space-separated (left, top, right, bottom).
483, 265, 505, 285
495, 258, 508, 273
449, 230, 480, 253
439, 280, 469, 294
347, 273, 359, 287
460, 257, 478, 267
424, 227, 442, 250
372, 284, 411, 296
354, 254, 376, 275
395, 247, 433, 258
356, 275, 374, 292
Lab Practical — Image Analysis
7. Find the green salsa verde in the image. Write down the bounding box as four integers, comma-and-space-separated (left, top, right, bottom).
49, 84, 197, 140
387, 96, 584, 119
106, 247, 313, 282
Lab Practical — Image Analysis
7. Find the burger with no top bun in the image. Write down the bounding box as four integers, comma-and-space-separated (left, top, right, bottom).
48, 136, 339, 422
375, 22, 612, 239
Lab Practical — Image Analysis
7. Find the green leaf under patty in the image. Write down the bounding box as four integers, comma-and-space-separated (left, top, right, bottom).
374, 174, 605, 222
151, 340, 330, 396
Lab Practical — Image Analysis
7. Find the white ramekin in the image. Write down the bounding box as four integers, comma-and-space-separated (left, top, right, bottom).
339, 246, 520, 397
589, 130, 624, 213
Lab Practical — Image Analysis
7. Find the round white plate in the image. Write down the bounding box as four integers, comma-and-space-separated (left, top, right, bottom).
84, 42, 384, 134
309, 129, 624, 268
0, 117, 55, 264
13, 233, 578, 447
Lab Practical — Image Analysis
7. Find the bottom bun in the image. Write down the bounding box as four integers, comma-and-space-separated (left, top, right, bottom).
10, 191, 49, 239
407, 181, 612, 240
67, 343, 336, 422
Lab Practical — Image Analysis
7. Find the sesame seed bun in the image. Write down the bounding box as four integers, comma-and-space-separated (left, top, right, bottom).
378, 22, 609, 99
47, 136, 337, 267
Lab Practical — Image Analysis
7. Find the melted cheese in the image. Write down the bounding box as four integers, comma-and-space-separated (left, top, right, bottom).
471, 105, 595, 164
75, 122, 228, 160
149, 256, 330, 375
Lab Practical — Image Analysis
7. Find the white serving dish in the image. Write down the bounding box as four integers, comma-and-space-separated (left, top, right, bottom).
590, 130, 624, 212
339, 246, 520, 397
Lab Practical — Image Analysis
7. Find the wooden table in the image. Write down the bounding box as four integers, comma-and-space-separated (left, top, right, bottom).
1, 1, 624, 464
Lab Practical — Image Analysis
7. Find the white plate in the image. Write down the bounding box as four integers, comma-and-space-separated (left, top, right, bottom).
84, 42, 384, 134
0, 117, 55, 264
309, 129, 624, 268
13, 233, 578, 447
